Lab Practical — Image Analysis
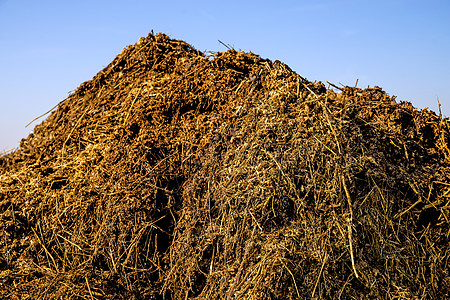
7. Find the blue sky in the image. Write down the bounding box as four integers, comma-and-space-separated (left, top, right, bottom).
1, 0, 449, 152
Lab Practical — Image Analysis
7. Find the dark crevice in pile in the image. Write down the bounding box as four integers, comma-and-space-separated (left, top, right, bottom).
1, 33, 450, 299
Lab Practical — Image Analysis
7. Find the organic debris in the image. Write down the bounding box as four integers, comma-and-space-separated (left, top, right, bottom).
1, 33, 450, 299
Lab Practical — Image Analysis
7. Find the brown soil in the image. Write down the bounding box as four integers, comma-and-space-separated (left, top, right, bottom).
1, 33, 449, 299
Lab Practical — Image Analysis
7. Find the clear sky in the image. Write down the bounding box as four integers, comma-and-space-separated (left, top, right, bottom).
1, 0, 449, 153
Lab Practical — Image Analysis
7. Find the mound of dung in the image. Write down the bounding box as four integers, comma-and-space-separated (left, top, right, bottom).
1, 33, 450, 299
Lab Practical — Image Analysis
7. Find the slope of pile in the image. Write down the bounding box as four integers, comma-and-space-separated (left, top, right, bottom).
1, 33, 450, 299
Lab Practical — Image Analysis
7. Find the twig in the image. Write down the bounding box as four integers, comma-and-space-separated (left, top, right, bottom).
31, 227, 58, 271
393, 199, 422, 219
300, 79, 318, 98
85, 276, 96, 300
26, 97, 69, 128
123, 87, 142, 125
437, 96, 442, 118
57, 234, 83, 251
342, 175, 358, 278
0, 148, 16, 156
347, 221, 358, 278
63, 106, 90, 146
227, 227, 256, 300
279, 258, 300, 298
264, 150, 302, 201
218, 40, 233, 50
327, 81, 343, 91
312, 253, 328, 298
320, 100, 342, 155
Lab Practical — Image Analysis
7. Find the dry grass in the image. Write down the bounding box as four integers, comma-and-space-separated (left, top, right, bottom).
1, 33, 449, 299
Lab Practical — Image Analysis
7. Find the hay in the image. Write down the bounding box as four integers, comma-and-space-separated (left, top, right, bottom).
1, 33, 449, 299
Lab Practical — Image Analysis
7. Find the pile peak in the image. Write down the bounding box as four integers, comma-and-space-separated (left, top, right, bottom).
1, 33, 450, 299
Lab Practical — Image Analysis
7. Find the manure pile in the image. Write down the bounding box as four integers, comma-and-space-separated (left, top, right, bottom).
1, 33, 450, 299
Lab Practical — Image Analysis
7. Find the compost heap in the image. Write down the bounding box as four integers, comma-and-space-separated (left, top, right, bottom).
1, 33, 450, 299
